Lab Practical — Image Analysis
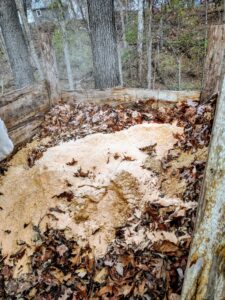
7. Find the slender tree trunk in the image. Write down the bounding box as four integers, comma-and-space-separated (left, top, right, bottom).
0, 28, 8, 61
0, 0, 34, 88
178, 57, 181, 91
60, 21, 74, 90
76, 0, 90, 34
147, 0, 153, 89
38, 25, 60, 102
118, 43, 123, 86
223, 0, 225, 23
118, 0, 127, 48
125, 0, 129, 25
137, 0, 144, 84
159, 16, 164, 49
181, 55, 225, 300
201, 0, 209, 89
87, 0, 121, 89
15, 0, 44, 80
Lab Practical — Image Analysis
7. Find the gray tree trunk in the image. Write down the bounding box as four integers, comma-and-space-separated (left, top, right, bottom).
38, 25, 60, 103
147, 0, 153, 89
137, 0, 144, 84
223, 0, 225, 23
181, 50, 225, 300
15, 0, 44, 80
60, 21, 75, 90
118, 43, 123, 86
118, 0, 127, 48
0, 0, 34, 89
87, 0, 121, 89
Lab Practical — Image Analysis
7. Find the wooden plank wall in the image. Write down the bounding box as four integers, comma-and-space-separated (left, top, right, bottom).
0, 82, 200, 147
0, 82, 50, 146
62, 88, 200, 105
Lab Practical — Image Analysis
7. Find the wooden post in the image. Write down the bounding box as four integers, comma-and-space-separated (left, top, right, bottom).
201, 25, 225, 102
181, 35, 225, 299
38, 23, 60, 103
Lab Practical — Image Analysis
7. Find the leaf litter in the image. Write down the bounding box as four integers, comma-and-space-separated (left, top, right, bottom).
0, 98, 215, 299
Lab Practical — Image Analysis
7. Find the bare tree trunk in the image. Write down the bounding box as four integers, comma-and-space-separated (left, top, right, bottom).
147, 0, 153, 89
181, 54, 225, 299
137, 0, 144, 84
60, 21, 74, 90
76, 0, 90, 34
223, 0, 225, 23
0, 0, 34, 88
201, 26, 225, 102
118, 43, 123, 86
201, 0, 209, 90
38, 25, 60, 102
118, 0, 127, 48
15, 0, 44, 80
178, 57, 182, 91
0, 28, 8, 61
87, 0, 121, 89
159, 16, 164, 49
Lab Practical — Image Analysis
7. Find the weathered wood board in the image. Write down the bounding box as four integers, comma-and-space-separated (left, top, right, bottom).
0, 82, 50, 146
0, 82, 200, 147
62, 88, 200, 105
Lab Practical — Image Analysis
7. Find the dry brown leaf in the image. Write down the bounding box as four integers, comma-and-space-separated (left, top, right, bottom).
153, 240, 179, 253
94, 268, 108, 283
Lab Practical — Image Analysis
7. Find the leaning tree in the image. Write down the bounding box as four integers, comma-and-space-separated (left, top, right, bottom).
181, 25, 225, 299
87, 0, 121, 89
0, 0, 34, 88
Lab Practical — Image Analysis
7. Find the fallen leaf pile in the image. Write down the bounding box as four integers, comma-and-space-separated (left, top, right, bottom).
0, 98, 216, 299
26, 99, 214, 167
0, 196, 194, 300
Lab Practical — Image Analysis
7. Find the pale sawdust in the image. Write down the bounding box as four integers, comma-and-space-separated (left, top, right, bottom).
0, 123, 187, 277
9, 137, 52, 167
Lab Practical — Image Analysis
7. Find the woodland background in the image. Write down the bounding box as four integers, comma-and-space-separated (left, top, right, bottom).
0, 0, 224, 94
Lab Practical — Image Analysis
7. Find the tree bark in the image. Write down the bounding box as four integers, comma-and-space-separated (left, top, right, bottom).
87, 0, 121, 89
118, 43, 123, 86
147, 0, 153, 89
201, 26, 225, 103
223, 0, 225, 23
0, 0, 34, 89
137, 0, 144, 84
60, 21, 75, 90
181, 37, 225, 299
15, 0, 44, 80
38, 24, 60, 103
118, 0, 127, 48
178, 57, 182, 91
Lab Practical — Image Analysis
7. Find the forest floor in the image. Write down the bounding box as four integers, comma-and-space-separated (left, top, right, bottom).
0, 98, 214, 299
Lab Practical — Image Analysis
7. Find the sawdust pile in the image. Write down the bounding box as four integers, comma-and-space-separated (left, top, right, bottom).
0, 124, 181, 262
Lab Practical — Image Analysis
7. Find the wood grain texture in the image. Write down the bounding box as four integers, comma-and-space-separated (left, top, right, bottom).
0, 83, 200, 147
0, 82, 50, 146
62, 88, 200, 105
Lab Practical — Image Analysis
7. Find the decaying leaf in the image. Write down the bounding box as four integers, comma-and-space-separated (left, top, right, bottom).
53, 191, 74, 202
